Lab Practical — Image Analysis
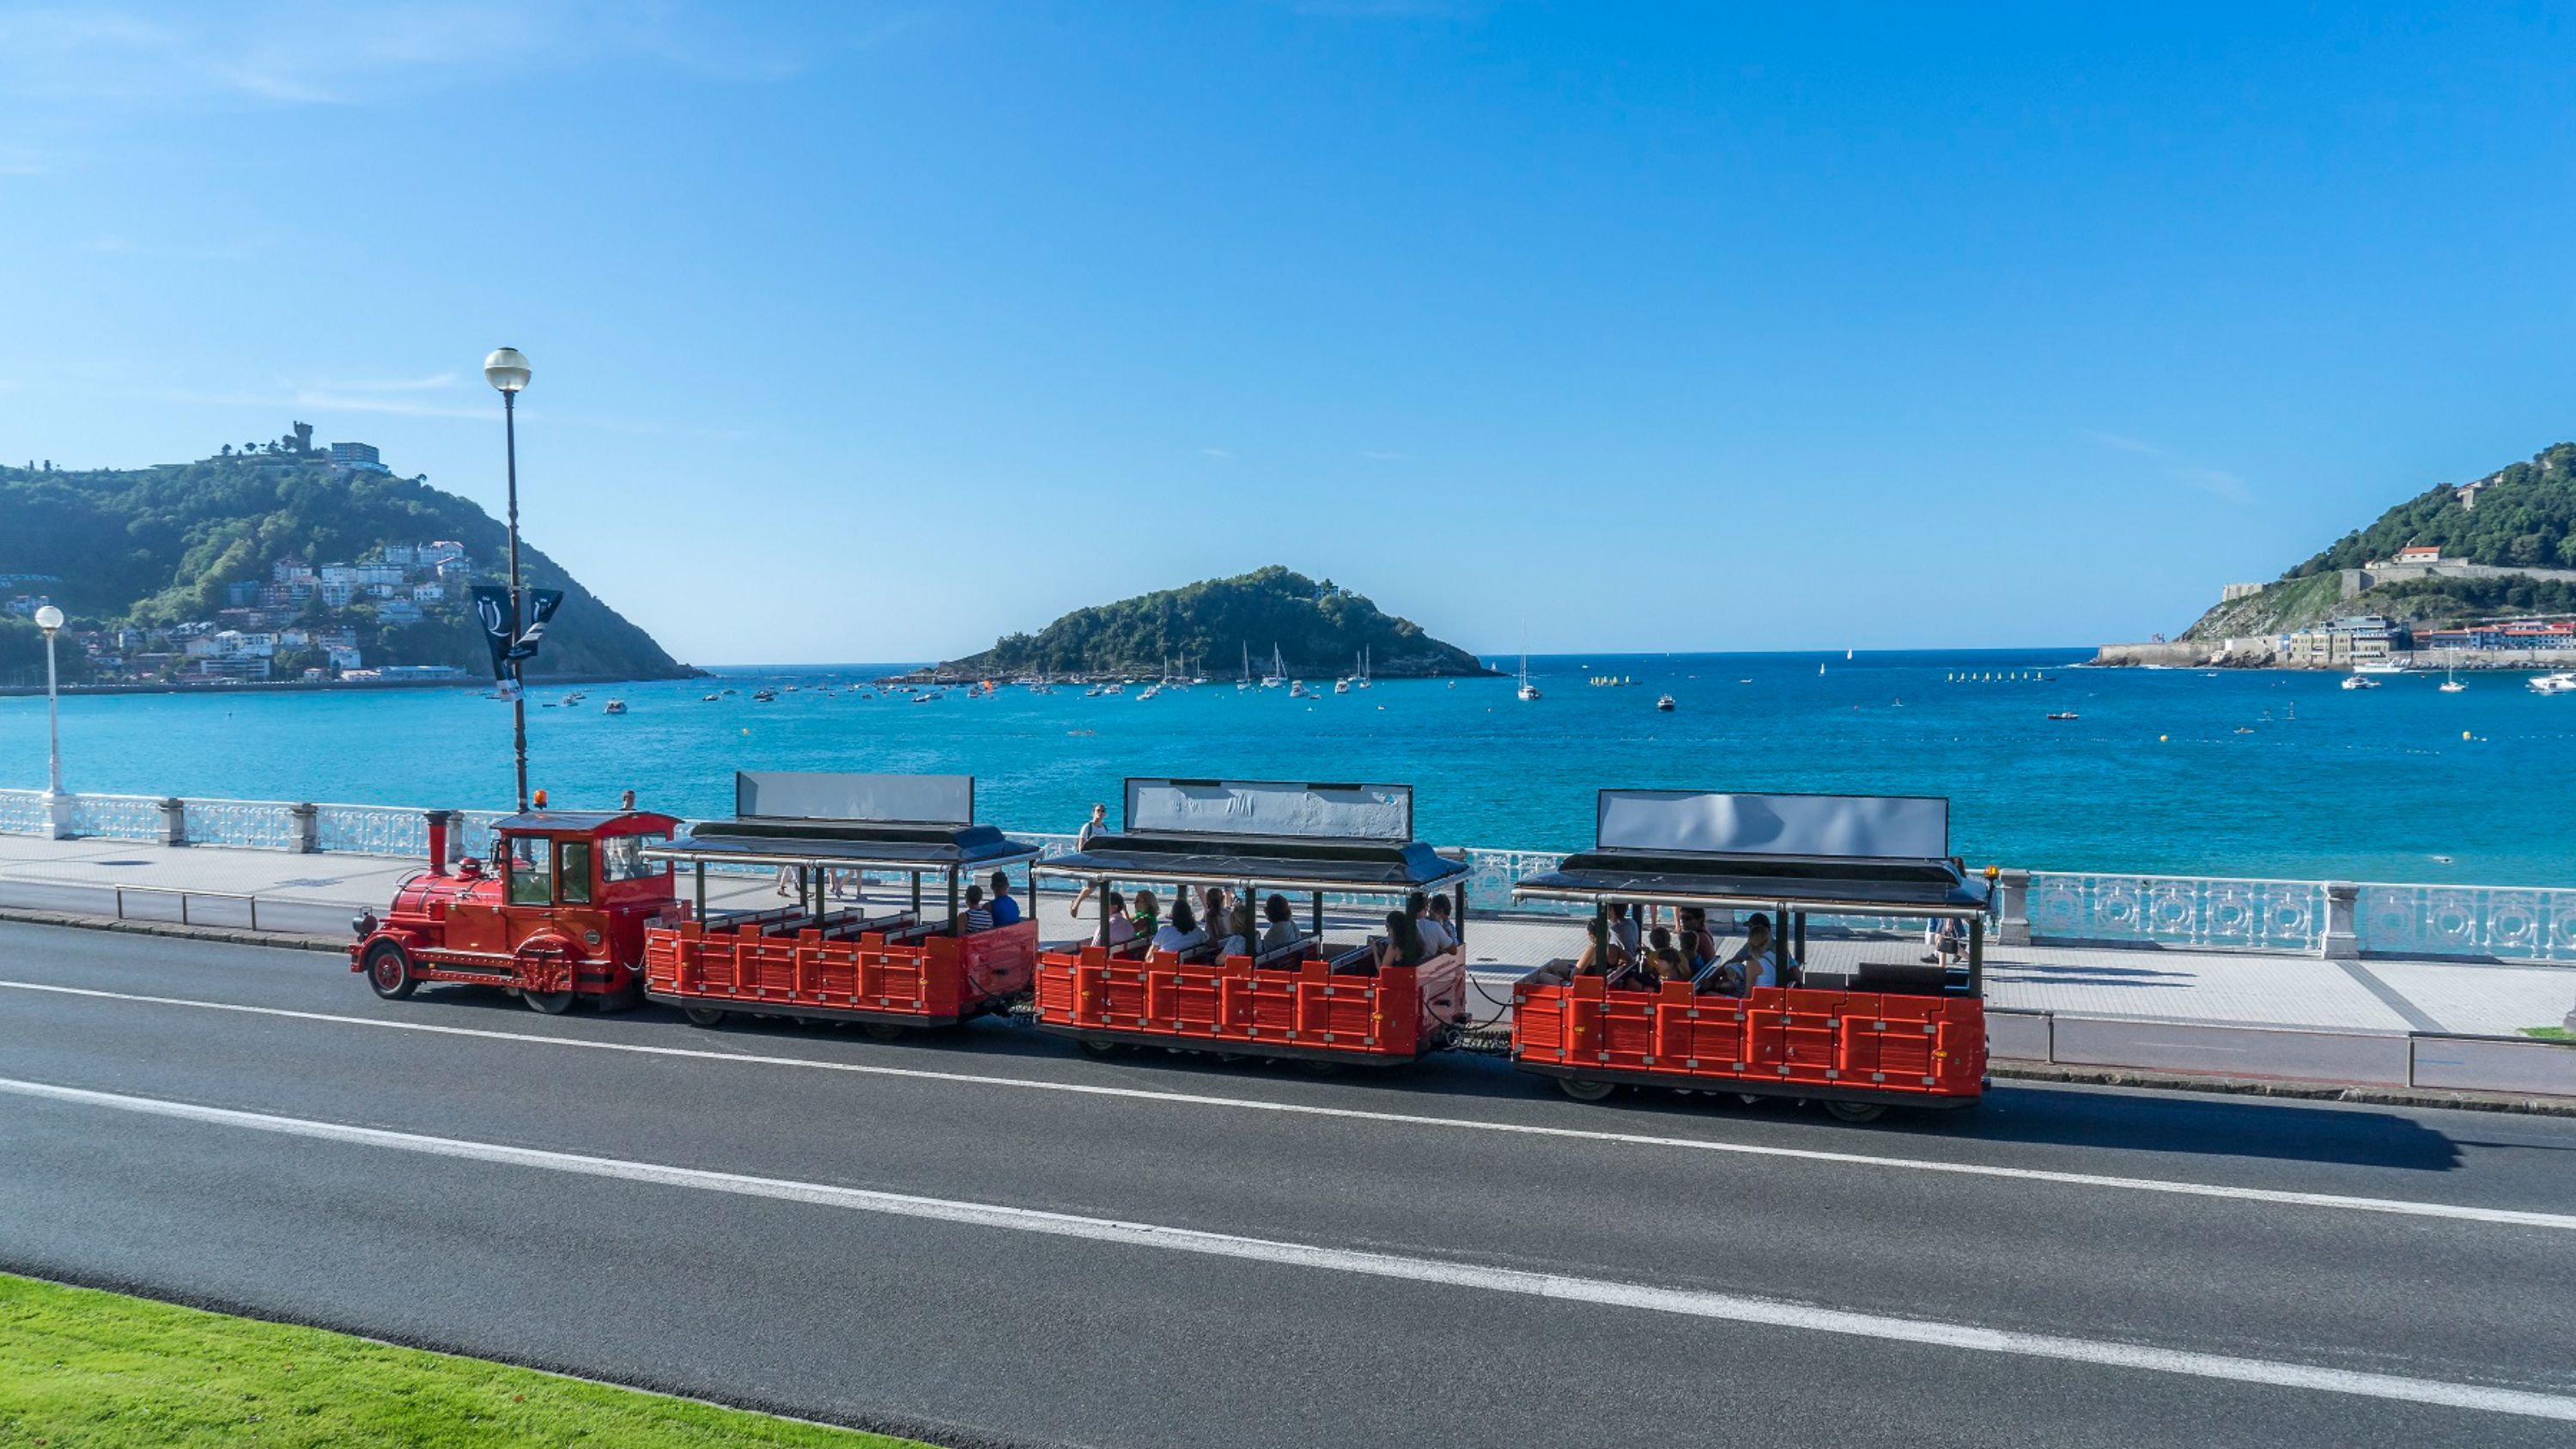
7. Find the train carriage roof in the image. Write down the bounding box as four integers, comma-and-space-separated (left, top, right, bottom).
1030, 777, 1466, 894
642, 770, 1040, 872
1513, 789, 1989, 916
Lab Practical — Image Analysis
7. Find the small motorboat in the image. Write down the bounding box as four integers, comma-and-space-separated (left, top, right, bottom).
2342, 674, 2379, 691
602, 699, 627, 715
702, 694, 720, 702
2045, 711, 2080, 721
751, 688, 778, 703
1655, 694, 1675, 712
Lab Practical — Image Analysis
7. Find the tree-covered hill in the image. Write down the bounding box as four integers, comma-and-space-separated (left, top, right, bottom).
0, 456, 694, 683
923, 567, 1492, 679
2180, 441, 2576, 638
2291, 442, 2576, 576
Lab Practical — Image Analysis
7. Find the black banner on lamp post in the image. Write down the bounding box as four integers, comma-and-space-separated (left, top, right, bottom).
471, 586, 567, 679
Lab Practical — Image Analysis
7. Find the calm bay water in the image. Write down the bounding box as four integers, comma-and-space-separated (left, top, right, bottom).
3, 649, 2571, 884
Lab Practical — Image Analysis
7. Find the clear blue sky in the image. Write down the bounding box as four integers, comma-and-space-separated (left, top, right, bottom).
2, 3, 2570, 665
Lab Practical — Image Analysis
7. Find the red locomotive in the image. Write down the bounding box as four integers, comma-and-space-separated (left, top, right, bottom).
349, 802, 683, 1013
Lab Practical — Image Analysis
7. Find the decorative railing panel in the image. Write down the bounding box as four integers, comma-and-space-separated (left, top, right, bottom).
64, 794, 165, 841
314, 805, 431, 857
179, 797, 297, 851
0, 788, 46, 836
2359, 885, 2576, 964
2027, 873, 2326, 953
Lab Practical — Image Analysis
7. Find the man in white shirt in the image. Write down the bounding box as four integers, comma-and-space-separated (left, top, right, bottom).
1070, 804, 1109, 916
1417, 894, 1458, 956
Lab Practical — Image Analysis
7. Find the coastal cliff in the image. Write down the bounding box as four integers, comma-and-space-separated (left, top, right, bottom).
0, 446, 696, 687
913, 567, 1492, 681
2098, 441, 2576, 666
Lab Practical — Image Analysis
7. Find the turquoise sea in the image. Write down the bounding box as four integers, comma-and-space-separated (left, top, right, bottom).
3, 650, 2571, 884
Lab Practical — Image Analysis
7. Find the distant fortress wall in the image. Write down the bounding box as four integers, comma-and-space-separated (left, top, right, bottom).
2091, 638, 2277, 668
2342, 561, 2576, 597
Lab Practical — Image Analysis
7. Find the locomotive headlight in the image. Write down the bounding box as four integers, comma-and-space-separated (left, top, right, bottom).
584, 930, 602, 947
351, 910, 378, 939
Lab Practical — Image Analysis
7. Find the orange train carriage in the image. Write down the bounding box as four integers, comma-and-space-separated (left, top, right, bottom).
349, 807, 685, 1013
1030, 777, 1470, 1066
640, 771, 1042, 1037
1508, 788, 1990, 1122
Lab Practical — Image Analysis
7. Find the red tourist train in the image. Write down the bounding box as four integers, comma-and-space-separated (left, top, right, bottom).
1506, 788, 1989, 1123
350, 771, 1991, 1122
1028, 778, 1471, 1065
639, 772, 1040, 1037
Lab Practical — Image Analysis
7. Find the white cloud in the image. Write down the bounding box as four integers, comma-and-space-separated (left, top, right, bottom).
2087, 431, 2256, 505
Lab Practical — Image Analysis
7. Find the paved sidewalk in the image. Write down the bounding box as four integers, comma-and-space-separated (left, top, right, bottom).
2, 832, 2570, 1037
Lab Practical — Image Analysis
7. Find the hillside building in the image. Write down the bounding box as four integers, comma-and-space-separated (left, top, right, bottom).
2283, 614, 2409, 667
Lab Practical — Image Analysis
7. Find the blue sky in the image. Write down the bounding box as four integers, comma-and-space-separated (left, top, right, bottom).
1, 3, 2571, 665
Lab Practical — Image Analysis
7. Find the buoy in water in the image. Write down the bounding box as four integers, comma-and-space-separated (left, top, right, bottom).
2159, 734, 2169, 742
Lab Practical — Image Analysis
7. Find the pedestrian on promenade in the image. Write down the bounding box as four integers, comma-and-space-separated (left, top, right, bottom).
620, 789, 636, 811
1069, 804, 1109, 916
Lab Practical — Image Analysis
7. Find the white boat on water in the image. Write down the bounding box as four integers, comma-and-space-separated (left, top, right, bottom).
2354, 660, 2409, 675
2529, 672, 2576, 695
1655, 693, 1675, 712
1516, 653, 1541, 702
2341, 674, 2379, 691
1261, 643, 1287, 689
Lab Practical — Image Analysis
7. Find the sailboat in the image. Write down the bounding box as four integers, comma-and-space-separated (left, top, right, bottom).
1357, 646, 1373, 690
1516, 653, 1541, 702
1261, 644, 1287, 690
2440, 660, 2467, 693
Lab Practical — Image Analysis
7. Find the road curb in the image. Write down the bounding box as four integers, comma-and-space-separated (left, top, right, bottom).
1990, 1061, 2576, 1117
0, 908, 344, 955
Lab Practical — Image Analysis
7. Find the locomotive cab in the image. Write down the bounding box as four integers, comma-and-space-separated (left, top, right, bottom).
351, 808, 683, 1014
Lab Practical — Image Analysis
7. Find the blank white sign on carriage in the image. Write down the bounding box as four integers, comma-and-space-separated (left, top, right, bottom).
1597, 789, 1948, 860
736, 771, 975, 825
1126, 779, 1413, 841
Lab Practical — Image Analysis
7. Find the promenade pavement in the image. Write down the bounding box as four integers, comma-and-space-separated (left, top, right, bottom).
2, 921, 2573, 1448
3, 831, 2569, 1037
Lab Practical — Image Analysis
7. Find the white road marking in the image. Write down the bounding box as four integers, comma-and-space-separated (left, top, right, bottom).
2, 1072, 2570, 1424
3, 978, 2571, 1233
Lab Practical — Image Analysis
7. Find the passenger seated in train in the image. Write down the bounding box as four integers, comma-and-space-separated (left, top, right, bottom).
1417, 893, 1458, 956
1102, 890, 1136, 948
1372, 909, 1425, 973
987, 870, 1023, 928
1692, 912, 1795, 995
962, 884, 993, 933
1217, 899, 1255, 958
1200, 887, 1230, 942
1259, 893, 1298, 953
1130, 889, 1160, 944
1678, 907, 1719, 975
1150, 898, 1206, 956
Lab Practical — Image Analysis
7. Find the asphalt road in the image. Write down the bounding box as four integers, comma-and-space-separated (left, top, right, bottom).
1, 920, 2572, 1448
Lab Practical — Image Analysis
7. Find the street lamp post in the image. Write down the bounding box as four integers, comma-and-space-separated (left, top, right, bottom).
483, 346, 533, 813
33, 604, 70, 838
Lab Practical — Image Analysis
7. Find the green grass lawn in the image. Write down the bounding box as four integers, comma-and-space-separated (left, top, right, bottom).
0, 1274, 933, 1447
2523, 1026, 2573, 1041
